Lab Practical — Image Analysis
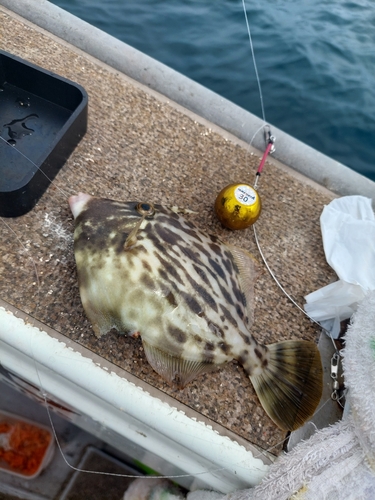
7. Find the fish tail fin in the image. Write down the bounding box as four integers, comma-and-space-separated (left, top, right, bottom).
248, 340, 323, 431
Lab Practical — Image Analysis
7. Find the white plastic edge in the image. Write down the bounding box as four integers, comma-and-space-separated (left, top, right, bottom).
0, 306, 269, 492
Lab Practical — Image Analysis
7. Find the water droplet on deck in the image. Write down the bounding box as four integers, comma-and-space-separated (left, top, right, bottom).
16, 97, 31, 108
3, 114, 39, 141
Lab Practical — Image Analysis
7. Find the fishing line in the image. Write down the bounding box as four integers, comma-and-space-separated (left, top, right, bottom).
1, 0, 343, 486
241, 0, 266, 124
252, 225, 339, 353
241, 0, 340, 354
0, 135, 71, 200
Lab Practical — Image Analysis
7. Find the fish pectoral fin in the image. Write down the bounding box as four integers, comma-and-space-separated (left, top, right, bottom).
248, 340, 323, 431
142, 340, 218, 389
227, 245, 260, 326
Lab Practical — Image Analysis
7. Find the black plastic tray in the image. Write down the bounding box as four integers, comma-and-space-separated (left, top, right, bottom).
0, 50, 88, 217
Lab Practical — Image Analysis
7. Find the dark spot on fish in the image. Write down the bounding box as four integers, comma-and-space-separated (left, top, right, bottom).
182, 293, 203, 316
180, 246, 200, 262
127, 243, 148, 256
140, 273, 154, 289
208, 258, 226, 282
168, 326, 187, 344
157, 214, 191, 237
222, 256, 233, 275
220, 305, 238, 329
238, 349, 250, 367
209, 242, 222, 256
208, 322, 225, 338
154, 222, 184, 246
231, 277, 244, 305
193, 264, 210, 286
240, 333, 252, 345
254, 348, 263, 360
186, 275, 218, 312
157, 213, 182, 226
125, 254, 136, 270
204, 342, 216, 362
218, 342, 231, 354
159, 269, 169, 282
202, 266, 236, 308
146, 232, 166, 253
142, 260, 152, 273
156, 254, 184, 285
164, 209, 180, 220
195, 243, 212, 259
162, 216, 204, 243
236, 304, 245, 320
184, 227, 204, 243
171, 216, 202, 237
194, 334, 203, 343
165, 291, 178, 308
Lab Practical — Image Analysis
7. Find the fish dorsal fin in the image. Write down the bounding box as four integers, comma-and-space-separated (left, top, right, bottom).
142, 340, 218, 389
227, 245, 259, 326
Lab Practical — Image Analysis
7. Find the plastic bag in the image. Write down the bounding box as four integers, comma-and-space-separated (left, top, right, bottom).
304, 196, 375, 338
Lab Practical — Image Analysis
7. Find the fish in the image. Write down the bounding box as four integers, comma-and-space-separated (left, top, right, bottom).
68, 192, 323, 431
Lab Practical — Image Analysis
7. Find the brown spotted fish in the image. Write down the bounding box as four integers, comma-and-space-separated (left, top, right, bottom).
69, 192, 322, 431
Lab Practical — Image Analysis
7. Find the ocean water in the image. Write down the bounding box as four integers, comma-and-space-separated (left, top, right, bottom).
50, 0, 375, 181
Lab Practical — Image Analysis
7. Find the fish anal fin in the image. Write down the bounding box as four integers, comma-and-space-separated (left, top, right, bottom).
228, 245, 260, 325
248, 340, 323, 431
142, 340, 218, 388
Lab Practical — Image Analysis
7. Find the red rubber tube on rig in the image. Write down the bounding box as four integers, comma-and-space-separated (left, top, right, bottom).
257, 140, 274, 175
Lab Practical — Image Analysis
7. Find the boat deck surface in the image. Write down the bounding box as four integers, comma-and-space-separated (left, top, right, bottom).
0, 7, 338, 454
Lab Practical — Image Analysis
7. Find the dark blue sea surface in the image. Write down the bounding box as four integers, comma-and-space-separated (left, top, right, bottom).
50, 0, 375, 181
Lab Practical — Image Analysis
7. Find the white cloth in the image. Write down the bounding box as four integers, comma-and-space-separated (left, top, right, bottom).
221, 417, 371, 500
304, 196, 375, 337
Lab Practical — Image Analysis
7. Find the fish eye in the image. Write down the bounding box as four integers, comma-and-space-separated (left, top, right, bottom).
136, 202, 155, 217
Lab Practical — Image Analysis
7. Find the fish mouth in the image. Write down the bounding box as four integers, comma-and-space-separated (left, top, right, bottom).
68, 192, 92, 219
